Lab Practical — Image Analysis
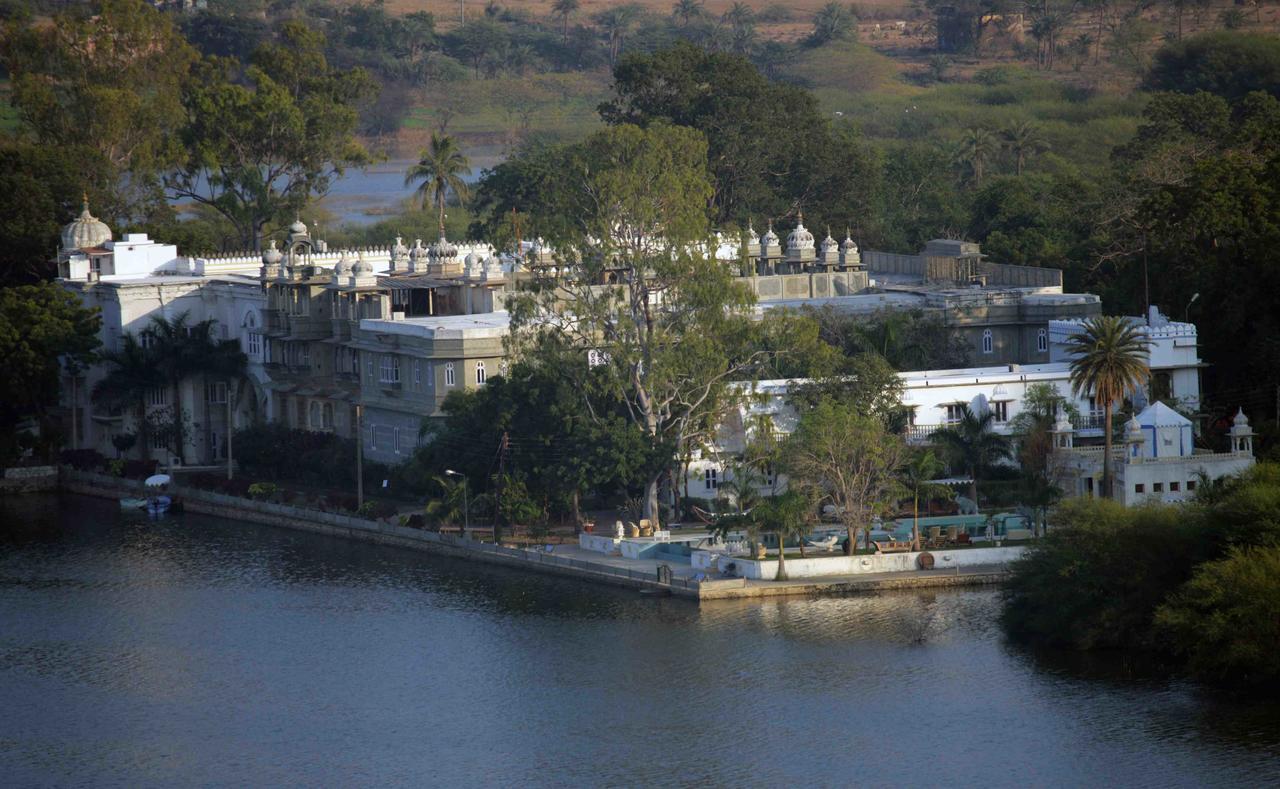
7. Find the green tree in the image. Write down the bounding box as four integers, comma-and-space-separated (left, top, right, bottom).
672, 0, 704, 27
928, 403, 1012, 508
1065, 316, 1149, 499
1145, 32, 1280, 100
808, 2, 856, 47
143, 313, 248, 464
898, 449, 952, 550
598, 43, 879, 230
166, 23, 374, 250
425, 474, 469, 530
552, 0, 580, 39
1000, 120, 1049, 175
507, 123, 764, 526
0, 144, 113, 284
0, 283, 101, 463
405, 133, 472, 240
757, 487, 820, 580
595, 4, 641, 67
783, 399, 908, 555
953, 126, 999, 184
91, 333, 161, 461
1155, 545, 1280, 689
2, 0, 195, 212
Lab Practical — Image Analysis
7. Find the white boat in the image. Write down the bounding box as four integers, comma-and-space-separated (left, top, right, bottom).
120, 497, 148, 510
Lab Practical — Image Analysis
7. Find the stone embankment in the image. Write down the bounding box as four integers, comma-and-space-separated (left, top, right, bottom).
56, 469, 1018, 602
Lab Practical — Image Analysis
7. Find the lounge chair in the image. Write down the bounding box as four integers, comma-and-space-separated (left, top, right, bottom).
806, 534, 840, 552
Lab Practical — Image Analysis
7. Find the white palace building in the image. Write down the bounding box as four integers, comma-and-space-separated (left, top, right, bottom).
54, 201, 1253, 503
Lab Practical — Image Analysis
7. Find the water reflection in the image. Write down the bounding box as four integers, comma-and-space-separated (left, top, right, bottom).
1, 494, 1278, 787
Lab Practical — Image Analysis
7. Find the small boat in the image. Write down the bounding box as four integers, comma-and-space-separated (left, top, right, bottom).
146, 495, 172, 517
120, 497, 148, 510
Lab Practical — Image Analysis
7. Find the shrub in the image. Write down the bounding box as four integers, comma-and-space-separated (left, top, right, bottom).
357, 500, 397, 519
1154, 545, 1280, 689
247, 482, 278, 500
1001, 498, 1215, 650
60, 448, 105, 471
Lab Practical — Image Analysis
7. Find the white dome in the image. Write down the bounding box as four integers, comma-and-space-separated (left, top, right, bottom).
746, 219, 760, 244
352, 252, 374, 275
820, 228, 837, 254
786, 214, 814, 251
62, 199, 112, 251
1233, 407, 1250, 427
289, 218, 308, 236
464, 251, 481, 267
761, 221, 779, 246
841, 230, 858, 252
409, 239, 425, 260
429, 235, 457, 258
334, 251, 353, 275
392, 235, 408, 258
262, 239, 283, 265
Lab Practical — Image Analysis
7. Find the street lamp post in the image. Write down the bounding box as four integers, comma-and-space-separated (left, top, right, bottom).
1185, 292, 1200, 322
444, 469, 468, 536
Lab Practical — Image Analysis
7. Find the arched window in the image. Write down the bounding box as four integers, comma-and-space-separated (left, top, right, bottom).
445, 362, 455, 387
476, 361, 486, 385
982, 329, 993, 355
1037, 328, 1048, 353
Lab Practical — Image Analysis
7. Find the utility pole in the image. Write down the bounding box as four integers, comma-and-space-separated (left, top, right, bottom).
494, 431, 509, 545
226, 381, 234, 480
355, 404, 364, 508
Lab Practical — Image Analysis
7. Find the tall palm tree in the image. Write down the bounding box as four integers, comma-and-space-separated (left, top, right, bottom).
899, 449, 953, 551
929, 404, 1011, 509
1001, 121, 1049, 176
92, 333, 162, 461
672, 0, 704, 27
1065, 316, 1150, 499
144, 313, 247, 465
595, 5, 639, 66
953, 127, 998, 184
552, 0, 579, 40
405, 133, 472, 239
809, 1, 853, 46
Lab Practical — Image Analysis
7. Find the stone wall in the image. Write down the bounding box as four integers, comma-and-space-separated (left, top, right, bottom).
1, 466, 58, 494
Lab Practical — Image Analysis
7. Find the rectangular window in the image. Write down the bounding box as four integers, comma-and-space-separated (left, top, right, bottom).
366, 354, 375, 381
322, 403, 334, 430
945, 404, 965, 424
247, 332, 261, 357
146, 387, 167, 406
1170, 481, 1180, 492
150, 431, 167, 450
1187, 480, 1197, 491
992, 401, 1009, 423
205, 382, 228, 404
379, 355, 400, 383
1153, 482, 1164, 493
373, 425, 394, 451
704, 468, 718, 491
413, 360, 421, 388
1135, 484, 1144, 494
393, 427, 401, 455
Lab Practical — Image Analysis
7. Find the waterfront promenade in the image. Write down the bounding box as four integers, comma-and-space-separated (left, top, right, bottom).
56, 468, 1016, 602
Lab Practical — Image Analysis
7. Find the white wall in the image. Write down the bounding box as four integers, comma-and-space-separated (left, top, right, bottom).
708, 546, 1027, 580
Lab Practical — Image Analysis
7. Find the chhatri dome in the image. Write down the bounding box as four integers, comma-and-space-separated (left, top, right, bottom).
62, 197, 112, 251
786, 212, 815, 252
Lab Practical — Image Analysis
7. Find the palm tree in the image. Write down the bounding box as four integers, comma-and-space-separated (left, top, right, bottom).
899, 449, 953, 551
596, 5, 640, 66
92, 333, 162, 461
1065, 316, 1150, 499
552, 0, 579, 40
144, 313, 247, 465
929, 404, 1012, 510
405, 133, 472, 240
809, 1, 854, 47
1001, 121, 1049, 176
756, 488, 817, 581
953, 127, 998, 183
425, 474, 469, 531
672, 0, 704, 27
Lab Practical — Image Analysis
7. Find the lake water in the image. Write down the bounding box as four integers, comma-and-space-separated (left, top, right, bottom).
3, 494, 1279, 787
